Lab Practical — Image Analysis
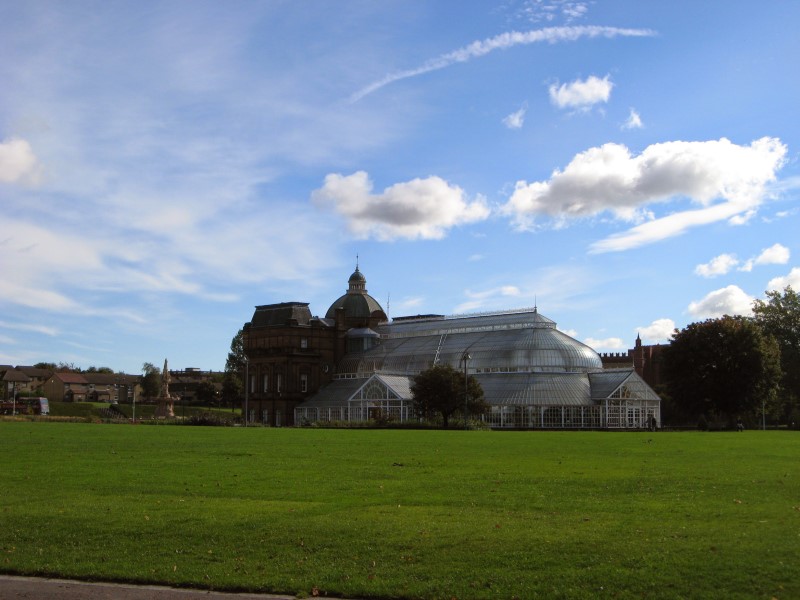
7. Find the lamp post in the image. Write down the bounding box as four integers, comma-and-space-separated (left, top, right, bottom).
132, 383, 136, 423
462, 352, 471, 431
244, 356, 249, 427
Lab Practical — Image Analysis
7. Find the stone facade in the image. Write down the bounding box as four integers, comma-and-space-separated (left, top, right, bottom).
241, 267, 387, 426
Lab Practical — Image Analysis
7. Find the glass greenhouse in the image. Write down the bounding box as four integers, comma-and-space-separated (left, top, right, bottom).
296, 308, 660, 429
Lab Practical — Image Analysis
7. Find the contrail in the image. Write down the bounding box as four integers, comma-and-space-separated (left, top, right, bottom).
349, 25, 656, 103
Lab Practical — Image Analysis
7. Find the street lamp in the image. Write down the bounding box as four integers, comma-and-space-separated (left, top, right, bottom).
462, 352, 471, 430
244, 356, 249, 427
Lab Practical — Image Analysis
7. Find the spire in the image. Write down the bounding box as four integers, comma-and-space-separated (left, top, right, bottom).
347, 261, 367, 293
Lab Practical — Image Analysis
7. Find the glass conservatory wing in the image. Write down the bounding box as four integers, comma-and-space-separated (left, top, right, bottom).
351, 374, 412, 401
300, 378, 368, 408
477, 372, 591, 406
374, 374, 413, 399
589, 370, 660, 402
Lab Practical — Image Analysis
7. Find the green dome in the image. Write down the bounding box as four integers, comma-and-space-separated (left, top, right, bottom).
326, 292, 385, 320
325, 266, 386, 321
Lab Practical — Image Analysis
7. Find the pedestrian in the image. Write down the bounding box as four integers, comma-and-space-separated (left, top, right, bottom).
737, 417, 744, 432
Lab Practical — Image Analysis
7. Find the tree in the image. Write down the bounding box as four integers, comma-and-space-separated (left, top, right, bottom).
34, 362, 56, 371
411, 364, 487, 428
752, 286, 800, 423
141, 362, 161, 401
223, 329, 245, 410
662, 315, 781, 426
225, 328, 245, 374
221, 373, 242, 411
194, 380, 218, 406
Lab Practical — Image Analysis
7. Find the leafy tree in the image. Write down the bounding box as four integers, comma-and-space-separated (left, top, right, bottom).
141, 362, 161, 401
411, 364, 487, 428
194, 380, 218, 406
662, 315, 781, 426
223, 329, 245, 409
221, 373, 242, 411
34, 362, 56, 371
752, 286, 800, 423
225, 328, 245, 374
85, 366, 114, 374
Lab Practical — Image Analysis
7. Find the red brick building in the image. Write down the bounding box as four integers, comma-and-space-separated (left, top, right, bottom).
600, 334, 665, 390
242, 266, 387, 426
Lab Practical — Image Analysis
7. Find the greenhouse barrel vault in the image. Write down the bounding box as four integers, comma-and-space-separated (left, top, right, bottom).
242, 266, 661, 429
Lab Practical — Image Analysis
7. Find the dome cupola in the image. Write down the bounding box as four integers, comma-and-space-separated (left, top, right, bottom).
325, 263, 387, 325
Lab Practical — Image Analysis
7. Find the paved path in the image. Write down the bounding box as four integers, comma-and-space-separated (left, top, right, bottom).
0, 575, 342, 600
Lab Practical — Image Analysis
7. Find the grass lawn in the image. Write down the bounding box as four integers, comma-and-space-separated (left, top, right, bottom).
0, 423, 797, 599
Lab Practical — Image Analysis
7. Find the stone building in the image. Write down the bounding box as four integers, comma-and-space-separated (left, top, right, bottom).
241, 266, 387, 426
243, 266, 661, 429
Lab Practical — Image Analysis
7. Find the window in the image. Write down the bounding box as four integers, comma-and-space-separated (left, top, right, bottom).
249, 375, 256, 393
300, 337, 308, 349
262, 374, 269, 393
276, 374, 282, 394
300, 373, 308, 393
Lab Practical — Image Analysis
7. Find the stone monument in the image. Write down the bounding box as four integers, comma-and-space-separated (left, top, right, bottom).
154, 358, 176, 418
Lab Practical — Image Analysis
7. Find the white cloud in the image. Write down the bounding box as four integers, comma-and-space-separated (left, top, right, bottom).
584, 336, 625, 350
713, 243, 791, 272
636, 318, 675, 342
395, 296, 424, 311
622, 108, 643, 130
453, 285, 523, 313
518, 1, 590, 23
350, 26, 655, 102
549, 74, 613, 109
311, 171, 490, 241
688, 285, 754, 319
754, 243, 790, 266
503, 104, 527, 129
695, 253, 739, 277
767, 267, 800, 291
0, 320, 58, 337
501, 137, 786, 250
0, 137, 41, 184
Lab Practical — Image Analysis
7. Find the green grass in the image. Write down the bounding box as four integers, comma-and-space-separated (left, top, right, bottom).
1, 424, 797, 599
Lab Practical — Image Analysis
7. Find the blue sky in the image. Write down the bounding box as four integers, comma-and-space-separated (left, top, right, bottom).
2, 0, 799, 374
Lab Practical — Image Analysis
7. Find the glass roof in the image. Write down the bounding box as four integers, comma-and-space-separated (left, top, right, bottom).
337, 308, 602, 376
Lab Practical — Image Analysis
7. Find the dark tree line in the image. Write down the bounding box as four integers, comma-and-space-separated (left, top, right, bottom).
662, 286, 799, 427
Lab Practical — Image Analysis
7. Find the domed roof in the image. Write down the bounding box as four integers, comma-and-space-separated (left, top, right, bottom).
325, 265, 386, 321
348, 268, 366, 284
326, 293, 386, 320
338, 308, 603, 374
